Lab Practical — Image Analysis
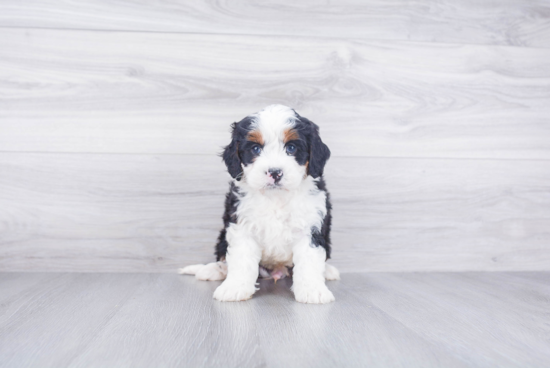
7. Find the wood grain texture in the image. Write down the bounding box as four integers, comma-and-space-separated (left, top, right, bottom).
1, 0, 550, 48
1, 272, 549, 367
1, 152, 548, 273
1, 28, 550, 159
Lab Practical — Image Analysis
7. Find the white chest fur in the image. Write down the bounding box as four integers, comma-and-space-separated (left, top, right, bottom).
234, 177, 327, 267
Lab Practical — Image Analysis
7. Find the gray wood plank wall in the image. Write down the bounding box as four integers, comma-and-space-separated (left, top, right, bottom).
0, 1, 549, 272
2, 0, 550, 47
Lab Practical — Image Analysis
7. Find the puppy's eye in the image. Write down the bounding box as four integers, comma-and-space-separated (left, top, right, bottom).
251, 145, 262, 155
285, 144, 297, 155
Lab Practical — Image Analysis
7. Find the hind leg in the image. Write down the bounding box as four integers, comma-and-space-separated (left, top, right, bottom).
324, 263, 340, 280
178, 261, 227, 281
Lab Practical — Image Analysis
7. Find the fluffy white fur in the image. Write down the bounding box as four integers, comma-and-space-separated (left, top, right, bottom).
180, 105, 338, 303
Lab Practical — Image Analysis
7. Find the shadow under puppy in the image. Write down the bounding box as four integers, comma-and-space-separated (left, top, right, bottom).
180, 105, 339, 303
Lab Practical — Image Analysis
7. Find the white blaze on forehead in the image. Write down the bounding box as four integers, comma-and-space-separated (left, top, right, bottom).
251, 105, 297, 145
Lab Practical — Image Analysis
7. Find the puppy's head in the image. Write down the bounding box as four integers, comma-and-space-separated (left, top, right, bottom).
222, 105, 330, 191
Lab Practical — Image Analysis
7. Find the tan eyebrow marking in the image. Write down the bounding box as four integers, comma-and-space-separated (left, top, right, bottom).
284, 128, 300, 143
247, 130, 264, 145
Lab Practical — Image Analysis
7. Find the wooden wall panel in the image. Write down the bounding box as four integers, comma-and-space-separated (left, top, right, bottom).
1, 1, 549, 273
1, 153, 548, 272
1, 0, 550, 47
1, 29, 549, 159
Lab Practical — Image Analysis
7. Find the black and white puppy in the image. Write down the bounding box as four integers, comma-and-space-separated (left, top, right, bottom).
179, 105, 339, 304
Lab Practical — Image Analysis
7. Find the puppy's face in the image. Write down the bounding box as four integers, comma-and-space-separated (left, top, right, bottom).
222, 105, 330, 191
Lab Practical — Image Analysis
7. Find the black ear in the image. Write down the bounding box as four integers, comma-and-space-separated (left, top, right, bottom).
221, 123, 243, 180
307, 121, 331, 178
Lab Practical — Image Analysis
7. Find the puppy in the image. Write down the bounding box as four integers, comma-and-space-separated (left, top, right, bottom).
179, 105, 339, 303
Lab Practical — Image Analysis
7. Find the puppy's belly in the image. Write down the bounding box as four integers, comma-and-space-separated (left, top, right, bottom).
260, 254, 293, 269
259, 239, 294, 268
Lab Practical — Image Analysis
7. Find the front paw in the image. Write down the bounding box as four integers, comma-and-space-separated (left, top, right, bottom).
293, 282, 335, 304
213, 280, 257, 302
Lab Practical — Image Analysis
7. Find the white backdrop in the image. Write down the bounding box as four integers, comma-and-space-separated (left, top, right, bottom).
1, 1, 549, 272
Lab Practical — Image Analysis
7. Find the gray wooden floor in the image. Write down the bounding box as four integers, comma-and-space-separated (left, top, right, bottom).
1, 272, 549, 368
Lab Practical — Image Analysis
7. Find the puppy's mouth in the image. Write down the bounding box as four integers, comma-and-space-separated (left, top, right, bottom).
260, 182, 290, 193
265, 183, 283, 190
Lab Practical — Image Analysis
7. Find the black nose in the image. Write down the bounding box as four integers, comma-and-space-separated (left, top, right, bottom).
268, 168, 283, 183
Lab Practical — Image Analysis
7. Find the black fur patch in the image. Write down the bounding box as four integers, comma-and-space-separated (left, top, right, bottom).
311, 177, 332, 259
289, 113, 331, 178
215, 182, 240, 260
221, 117, 254, 180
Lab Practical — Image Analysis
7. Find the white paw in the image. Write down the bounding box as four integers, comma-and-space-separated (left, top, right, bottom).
195, 262, 227, 281
213, 280, 257, 302
324, 263, 341, 281
293, 282, 335, 304
177, 264, 204, 275
178, 262, 227, 281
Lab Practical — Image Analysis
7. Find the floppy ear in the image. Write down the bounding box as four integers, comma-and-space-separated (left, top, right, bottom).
307, 121, 331, 178
221, 123, 243, 180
